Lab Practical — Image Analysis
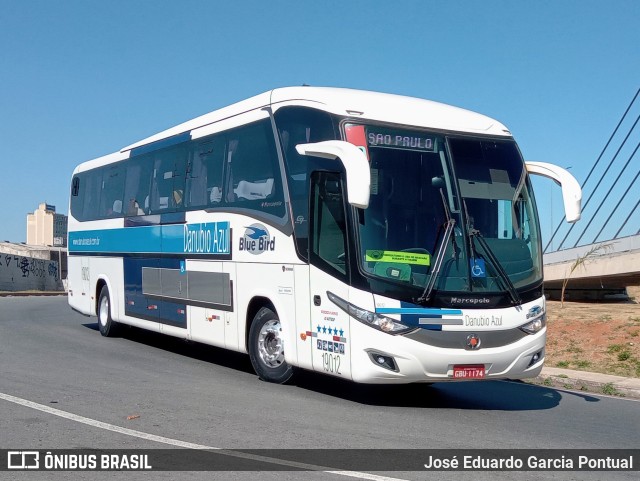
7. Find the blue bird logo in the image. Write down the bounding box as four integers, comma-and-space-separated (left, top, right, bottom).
244, 226, 268, 240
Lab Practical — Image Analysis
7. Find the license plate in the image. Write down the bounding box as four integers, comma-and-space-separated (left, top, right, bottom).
452, 365, 485, 379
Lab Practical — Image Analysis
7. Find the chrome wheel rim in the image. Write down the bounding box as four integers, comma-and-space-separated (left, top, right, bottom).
99, 295, 109, 327
257, 319, 284, 368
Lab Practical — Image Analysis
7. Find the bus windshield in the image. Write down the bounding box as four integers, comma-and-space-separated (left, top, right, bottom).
349, 124, 542, 299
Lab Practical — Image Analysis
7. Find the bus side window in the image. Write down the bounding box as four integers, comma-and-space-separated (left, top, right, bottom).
99, 164, 125, 218
310, 172, 349, 280
70, 173, 84, 220
124, 156, 153, 216
83, 170, 102, 220
70, 175, 85, 220
224, 120, 284, 217
274, 106, 337, 259
149, 146, 187, 213
186, 136, 225, 209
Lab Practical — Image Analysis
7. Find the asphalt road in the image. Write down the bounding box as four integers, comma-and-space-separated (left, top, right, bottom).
1, 296, 638, 481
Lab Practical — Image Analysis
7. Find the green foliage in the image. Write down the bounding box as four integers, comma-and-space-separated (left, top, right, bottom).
607, 344, 624, 353
617, 351, 631, 362
602, 383, 624, 396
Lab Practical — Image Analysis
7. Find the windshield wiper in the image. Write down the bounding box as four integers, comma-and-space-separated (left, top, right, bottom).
468, 228, 522, 305
461, 199, 521, 305
416, 189, 458, 304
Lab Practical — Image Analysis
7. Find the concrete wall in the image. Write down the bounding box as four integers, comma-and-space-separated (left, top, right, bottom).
0, 253, 63, 291
543, 235, 640, 289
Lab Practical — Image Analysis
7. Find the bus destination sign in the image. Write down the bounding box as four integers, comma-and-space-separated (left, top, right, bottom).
366, 128, 437, 152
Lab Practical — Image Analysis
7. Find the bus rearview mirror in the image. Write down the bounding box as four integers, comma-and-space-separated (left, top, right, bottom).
525, 161, 582, 223
295, 141, 370, 209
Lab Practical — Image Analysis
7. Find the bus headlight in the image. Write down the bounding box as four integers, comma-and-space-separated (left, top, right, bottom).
327, 291, 412, 334
519, 314, 546, 334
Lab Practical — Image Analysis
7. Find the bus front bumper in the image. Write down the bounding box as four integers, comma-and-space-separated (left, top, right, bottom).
349, 322, 546, 384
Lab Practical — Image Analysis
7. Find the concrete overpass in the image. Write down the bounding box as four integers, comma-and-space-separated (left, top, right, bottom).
543, 234, 640, 300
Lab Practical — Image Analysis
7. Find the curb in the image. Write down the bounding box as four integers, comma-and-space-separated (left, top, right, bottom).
532, 367, 640, 399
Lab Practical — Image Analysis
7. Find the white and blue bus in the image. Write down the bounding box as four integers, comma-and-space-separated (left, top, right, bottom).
68, 87, 581, 384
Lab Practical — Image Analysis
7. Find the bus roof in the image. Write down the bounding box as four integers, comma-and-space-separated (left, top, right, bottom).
121, 87, 511, 154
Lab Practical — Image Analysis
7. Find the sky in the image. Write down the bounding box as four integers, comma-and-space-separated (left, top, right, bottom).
1, 0, 638, 249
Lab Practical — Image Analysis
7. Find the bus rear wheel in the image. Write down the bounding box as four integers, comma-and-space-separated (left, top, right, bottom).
248, 307, 294, 384
98, 286, 119, 337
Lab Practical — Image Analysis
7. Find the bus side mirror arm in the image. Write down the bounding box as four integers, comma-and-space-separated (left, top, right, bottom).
296, 141, 370, 209
525, 161, 582, 223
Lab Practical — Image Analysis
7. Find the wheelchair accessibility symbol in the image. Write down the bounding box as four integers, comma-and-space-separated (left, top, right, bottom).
470, 259, 486, 278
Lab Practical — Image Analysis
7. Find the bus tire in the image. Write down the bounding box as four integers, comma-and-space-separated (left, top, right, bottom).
248, 307, 294, 384
98, 286, 119, 337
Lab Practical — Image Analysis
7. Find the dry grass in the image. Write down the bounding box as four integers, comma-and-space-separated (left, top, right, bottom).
545, 286, 640, 378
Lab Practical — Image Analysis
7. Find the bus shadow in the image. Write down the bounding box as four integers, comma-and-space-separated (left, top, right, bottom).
81, 322, 597, 411
81, 323, 255, 375
291, 373, 594, 411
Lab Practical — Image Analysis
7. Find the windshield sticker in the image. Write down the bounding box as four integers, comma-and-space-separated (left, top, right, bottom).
365, 250, 431, 266
344, 124, 369, 160
470, 258, 487, 278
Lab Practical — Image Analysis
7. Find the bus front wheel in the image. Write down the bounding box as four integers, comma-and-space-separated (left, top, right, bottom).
248, 307, 294, 384
98, 286, 119, 337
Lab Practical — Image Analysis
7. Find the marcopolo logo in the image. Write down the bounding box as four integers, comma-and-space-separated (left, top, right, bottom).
239, 223, 275, 255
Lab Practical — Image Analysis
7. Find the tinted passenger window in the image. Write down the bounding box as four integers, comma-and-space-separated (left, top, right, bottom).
149, 146, 187, 213
310, 172, 348, 280
186, 136, 225, 209
224, 120, 284, 217
99, 164, 126, 218
274, 107, 337, 257
123, 156, 153, 216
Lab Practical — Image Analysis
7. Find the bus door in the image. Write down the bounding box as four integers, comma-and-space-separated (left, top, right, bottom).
308, 172, 352, 380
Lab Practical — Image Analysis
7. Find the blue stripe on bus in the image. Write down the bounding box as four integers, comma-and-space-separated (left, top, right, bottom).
376, 304, 462, 331
68, 221, 231, 256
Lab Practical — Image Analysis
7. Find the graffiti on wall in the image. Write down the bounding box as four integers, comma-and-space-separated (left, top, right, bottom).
1, 254, 58, 279
0, 253, 63, 291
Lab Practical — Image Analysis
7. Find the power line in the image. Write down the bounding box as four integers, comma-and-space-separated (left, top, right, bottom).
615, 197, 640, 239
592, 167, 640, 243
573, 139, 640, 245
572, 140, 639, 244
544, 87, 640, 252
556, 112, 640, 250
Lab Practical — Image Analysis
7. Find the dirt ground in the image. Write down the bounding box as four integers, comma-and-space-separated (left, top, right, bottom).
545, 286, 640, 378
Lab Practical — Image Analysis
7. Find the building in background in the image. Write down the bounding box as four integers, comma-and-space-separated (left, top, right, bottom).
26, 203, 67, 247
